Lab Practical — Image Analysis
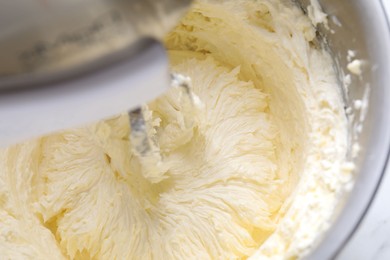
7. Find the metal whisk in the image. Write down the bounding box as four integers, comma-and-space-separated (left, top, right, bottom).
128, 72, 195, 181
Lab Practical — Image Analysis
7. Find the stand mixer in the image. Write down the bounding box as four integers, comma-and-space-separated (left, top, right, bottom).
0, 0, 193, 147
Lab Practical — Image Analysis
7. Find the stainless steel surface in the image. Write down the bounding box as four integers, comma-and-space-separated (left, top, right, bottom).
129, 107, 159, 157
0, 0, 192, 89
295, 0, 390, 259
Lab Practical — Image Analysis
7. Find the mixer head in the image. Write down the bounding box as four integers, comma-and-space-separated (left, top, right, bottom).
0, 0, 192, 147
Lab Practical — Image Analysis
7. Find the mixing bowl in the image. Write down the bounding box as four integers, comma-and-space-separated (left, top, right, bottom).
297, 0, 390, 259
1, 0, 389, 258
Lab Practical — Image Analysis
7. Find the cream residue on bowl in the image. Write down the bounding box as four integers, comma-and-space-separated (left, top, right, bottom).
0, 0, 352, 259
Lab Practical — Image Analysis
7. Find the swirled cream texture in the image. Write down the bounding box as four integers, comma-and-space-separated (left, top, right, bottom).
0, 0, 351, 259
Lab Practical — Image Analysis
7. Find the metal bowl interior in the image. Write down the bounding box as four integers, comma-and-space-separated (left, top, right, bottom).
294, 0, 390, 259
